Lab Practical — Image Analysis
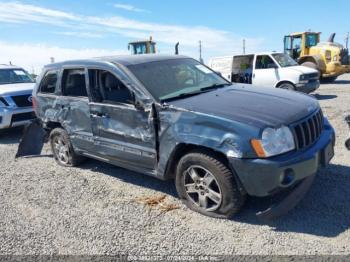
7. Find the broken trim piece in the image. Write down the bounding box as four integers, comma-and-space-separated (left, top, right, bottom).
15, 119, 47, 158
256, 174, 315, 220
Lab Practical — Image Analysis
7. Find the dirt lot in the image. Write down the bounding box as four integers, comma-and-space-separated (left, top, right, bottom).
0, 74, 350, 256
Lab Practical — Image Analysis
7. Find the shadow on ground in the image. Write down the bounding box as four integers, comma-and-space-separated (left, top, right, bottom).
313, 94, 338, 100
80, 157, 350, 238
331, 80, 350, 85
80, 159, 178, 197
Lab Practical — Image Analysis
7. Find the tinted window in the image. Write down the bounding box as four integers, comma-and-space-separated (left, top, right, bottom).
61, 69, 87, 97
255, 55, 277, 69
88, 70, 132, 104
0, 69, 34, 85
40, 71, 58, 93
127, 58, 228, 102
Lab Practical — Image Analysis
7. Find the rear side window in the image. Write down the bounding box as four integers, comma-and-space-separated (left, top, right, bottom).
61, 69, 87, 97
40, 71, 58, 93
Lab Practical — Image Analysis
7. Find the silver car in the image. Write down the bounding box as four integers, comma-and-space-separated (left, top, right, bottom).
0, 64, 36, 130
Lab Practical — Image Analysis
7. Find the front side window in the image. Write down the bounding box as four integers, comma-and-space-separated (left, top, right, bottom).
40, 71, 58, 93
255, 55, 277, 69
272, 53, 298, 67
61, 69, 87, 97
88, 70, 133, 104
0, 69, 34, 85
127, 58, 229, 102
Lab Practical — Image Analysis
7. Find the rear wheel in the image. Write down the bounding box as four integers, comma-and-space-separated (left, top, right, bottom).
175, 150, 246, 218
50, 128, 85, 167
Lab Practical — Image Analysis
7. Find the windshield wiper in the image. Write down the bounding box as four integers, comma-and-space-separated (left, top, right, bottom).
161, 90, 207, 102
200, 83, 230, 92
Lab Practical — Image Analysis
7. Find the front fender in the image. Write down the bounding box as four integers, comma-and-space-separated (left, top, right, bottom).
156, 109, 259, 177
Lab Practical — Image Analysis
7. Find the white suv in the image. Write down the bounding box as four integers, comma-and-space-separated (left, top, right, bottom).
0, 64, 36, 130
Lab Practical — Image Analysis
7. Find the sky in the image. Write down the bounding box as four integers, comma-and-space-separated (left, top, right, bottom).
0, 0, 349, 73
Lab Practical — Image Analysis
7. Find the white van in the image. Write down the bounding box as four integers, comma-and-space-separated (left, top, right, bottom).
208, 52, 320, 93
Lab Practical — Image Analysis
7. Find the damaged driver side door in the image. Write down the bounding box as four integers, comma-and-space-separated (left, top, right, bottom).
87, 69, 157, 171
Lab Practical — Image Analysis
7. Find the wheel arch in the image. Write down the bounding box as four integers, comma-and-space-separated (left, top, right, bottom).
163, 143, 231, 180
275, 80, 296, 88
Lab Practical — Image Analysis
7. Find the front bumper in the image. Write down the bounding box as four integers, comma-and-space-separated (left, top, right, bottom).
0, 107, 35, 129
230, 120, 335, 197
296, 80, 320, 93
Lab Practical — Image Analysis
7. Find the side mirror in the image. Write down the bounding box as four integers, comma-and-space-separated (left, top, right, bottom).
130, 92, 145, 111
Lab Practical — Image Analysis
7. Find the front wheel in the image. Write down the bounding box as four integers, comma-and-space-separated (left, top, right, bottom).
278, 82, 295, 91
175, 150, 246, 218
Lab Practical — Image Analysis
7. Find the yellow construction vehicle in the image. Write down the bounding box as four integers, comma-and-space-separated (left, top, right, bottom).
128, 36, 157, 55
128, 37, 180, 56
284, 32, 350, 81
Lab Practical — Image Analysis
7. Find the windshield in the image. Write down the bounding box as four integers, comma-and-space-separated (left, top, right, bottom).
127, 58, 229, 102
272, 53, 298, 67
0, 69, 34, 85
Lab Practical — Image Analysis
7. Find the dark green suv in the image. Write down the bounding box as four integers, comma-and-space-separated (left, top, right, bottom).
19, 55, 335, 219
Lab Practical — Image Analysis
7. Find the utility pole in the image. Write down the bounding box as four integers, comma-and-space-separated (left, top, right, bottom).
243, 39, 246, 55
199, 40, 203, 63
345, 32, 349, 49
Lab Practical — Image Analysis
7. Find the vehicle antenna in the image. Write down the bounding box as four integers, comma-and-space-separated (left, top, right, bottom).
199, 40, 203, 63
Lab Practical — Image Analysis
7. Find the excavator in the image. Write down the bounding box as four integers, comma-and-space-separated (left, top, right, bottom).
128, 36, 180, 55
284, 31, 350, 81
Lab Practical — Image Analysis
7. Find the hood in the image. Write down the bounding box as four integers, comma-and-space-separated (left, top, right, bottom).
168, 84, 319, 128
285, 65, 318, 74
0, 82, 35, 96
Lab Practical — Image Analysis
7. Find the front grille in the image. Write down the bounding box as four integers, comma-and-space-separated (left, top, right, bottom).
11, 94, 32, 107
11, 112, 36, 123
292, 109, 324, 150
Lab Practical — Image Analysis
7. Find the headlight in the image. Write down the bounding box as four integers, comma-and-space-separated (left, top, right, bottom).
299, 74, 308, 83
251, 126, 295, 157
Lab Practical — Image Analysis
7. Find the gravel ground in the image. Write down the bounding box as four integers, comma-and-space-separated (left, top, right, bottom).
0, 74, 350, 256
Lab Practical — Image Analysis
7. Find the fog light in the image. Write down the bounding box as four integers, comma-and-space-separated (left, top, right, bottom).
280, 169, 295, 186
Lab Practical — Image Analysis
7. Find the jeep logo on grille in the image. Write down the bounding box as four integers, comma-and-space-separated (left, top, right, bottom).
27, 96, 33, 103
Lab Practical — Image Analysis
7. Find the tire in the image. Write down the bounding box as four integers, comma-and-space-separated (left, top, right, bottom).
278, 82, 295, 91
345, 138, 350, 150
49, 128, 85, 167
301, 61, 318, 70
175, 150, 246, 218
